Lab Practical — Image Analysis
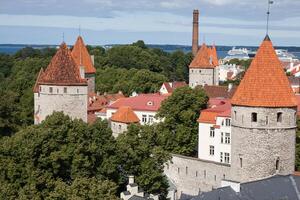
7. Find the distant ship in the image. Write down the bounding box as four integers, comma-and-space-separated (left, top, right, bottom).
225, 47, 297, 62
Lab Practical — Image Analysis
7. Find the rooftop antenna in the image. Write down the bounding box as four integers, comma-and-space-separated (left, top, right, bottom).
266, 0, 274, 35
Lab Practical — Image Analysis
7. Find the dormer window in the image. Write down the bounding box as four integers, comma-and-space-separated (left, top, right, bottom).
147, 101, 153, 106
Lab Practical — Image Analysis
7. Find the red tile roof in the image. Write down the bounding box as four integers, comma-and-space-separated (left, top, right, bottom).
231, 35, 297, 107
203, 85, 237, 99
198, 100, 231, 124
88, 92, 125, 112
71, 36, 96, 74
107, 93, 168, 112
111, 106, 140, 123
162, 81, 187, 93
189, 44, 218, 69
39, 43, 87, 86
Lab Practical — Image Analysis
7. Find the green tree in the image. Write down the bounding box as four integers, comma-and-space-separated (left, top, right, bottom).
157, 86, 208, 156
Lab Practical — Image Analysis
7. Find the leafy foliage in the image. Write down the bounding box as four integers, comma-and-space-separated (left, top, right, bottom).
157, 86, 208, 156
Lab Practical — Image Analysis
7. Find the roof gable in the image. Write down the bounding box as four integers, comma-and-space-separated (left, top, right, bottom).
189, 44, 217, 69
231, 35, 297, 107
71, 36, 96, 74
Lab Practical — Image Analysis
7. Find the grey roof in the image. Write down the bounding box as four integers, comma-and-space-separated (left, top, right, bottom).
129, 195, 147, 200
183, 175, 300, 200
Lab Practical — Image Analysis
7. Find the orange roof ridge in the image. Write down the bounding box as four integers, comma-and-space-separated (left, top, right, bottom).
33, 68, 44, 92
71, 36, 96, 74
231, 35, 297, 107
39, 43, 87, 86
189, 43, 216, 69
111, 106, 140, 123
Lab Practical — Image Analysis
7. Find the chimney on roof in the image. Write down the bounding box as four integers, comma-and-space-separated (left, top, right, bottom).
192, 10, 199, 57
128, 176, 135, 184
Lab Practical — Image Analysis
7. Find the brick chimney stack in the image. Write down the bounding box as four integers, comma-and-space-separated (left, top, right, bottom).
192, 9, 199, 57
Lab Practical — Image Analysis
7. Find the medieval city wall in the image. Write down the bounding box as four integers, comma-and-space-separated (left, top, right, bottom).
34, 85, 88, 124
164, 154, 231, 197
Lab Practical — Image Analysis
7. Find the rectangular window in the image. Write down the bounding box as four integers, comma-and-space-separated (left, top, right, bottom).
221, 132, 224, 144
225, 119, 231, 126
210, 127, 215, 137
49, 87, 53, 93
148, 115, 154, 124
64, 87, 67, 94
225, 133, 231, 144
277, 112, 283, 122
142, 115, 147, 123
224, 153, 230, 164
252, 113, 257, 122
209, 145, 215, 156
220, 152, 223, 163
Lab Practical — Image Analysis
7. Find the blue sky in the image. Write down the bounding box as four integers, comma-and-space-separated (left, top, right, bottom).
1, 0, 300, 46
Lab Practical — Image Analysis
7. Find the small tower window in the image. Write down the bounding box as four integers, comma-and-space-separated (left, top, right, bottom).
251, 113, 257, 122
77, 89, 79, 93
240, 158, 243, 168
186, 166, 188, 175
177, 168, 180, 174
64, 87, 67, 94
276, 158, 280, 171
266, 116, 269, 125
234, 111, 237, 120
277, 112, 283, 122
204, 170, 206, 178
196, 171, 198, 177
49, 87, 53, 93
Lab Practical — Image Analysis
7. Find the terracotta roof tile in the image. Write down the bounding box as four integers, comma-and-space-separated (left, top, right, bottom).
162, 81, 187, 93
108, 93, 168, 112
71, 36, 96, 74
203, 85, 237, 99
198, 100, 231, 123
111, 106, 140, 123
231, 35, 297, 107
198, 111, 218, 124
189, 44, 217, 69
39, 43, 87, 86
88, 92, 125, 112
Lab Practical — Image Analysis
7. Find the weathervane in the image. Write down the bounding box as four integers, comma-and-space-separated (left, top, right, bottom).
266, 0, 274, 35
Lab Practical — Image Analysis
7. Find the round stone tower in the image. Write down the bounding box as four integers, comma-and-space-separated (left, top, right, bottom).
230, 35, 297, 183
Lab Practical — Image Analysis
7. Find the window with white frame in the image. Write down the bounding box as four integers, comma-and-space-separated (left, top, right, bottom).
220, 152, 223, 163
225, 119, 231, 126
225, 133, 231, 144
224, 153, 230, 163
209, 145, 215, 156
148, 115, 154, 124
142, 115, 147, 123
210, 127, 215, 137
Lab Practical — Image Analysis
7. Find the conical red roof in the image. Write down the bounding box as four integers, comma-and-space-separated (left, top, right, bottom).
111, 106, 140, 124
231, 35, 297, 107
71, 36, 96, 74
189, 43, 216, 69
39, 43, 87, 86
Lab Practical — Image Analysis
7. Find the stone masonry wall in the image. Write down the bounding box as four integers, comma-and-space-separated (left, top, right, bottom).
230, 106, 297, 183
34, 85, 88, 123
164, 154, 231, 197
189, 68, 216, 88
85, 73, 95, 93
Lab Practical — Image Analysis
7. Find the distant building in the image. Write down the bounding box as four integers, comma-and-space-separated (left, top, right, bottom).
202, 85, 236, 99
71, 36, 96, 93
189, 44, 219, 88
159, 81, 187, 94
218, 63, 243, 82
34, 43, 88, 124
103, 93, 168, 126
110, 106, 139, 137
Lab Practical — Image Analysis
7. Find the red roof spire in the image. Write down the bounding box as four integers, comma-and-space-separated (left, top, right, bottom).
189, 43, 217, 69
231, 36, 297, 107
111, 106, 140, 123
71, 36, 96, 74
38, 43, 87, 86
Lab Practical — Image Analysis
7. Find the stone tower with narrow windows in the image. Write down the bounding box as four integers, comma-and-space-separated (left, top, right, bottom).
230, 35, 297, 183
33, 43, 88, 124
189, 43, 219, 88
